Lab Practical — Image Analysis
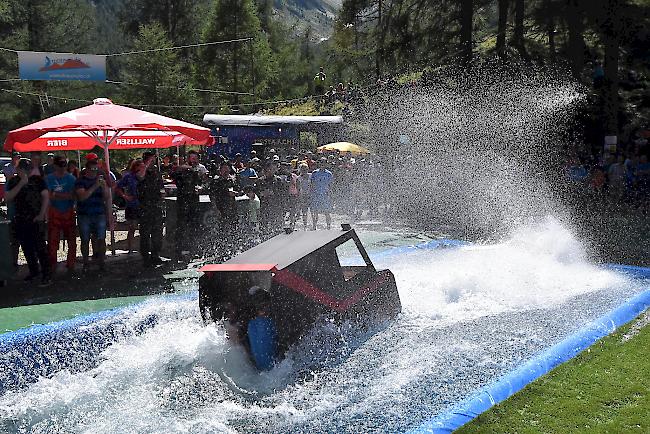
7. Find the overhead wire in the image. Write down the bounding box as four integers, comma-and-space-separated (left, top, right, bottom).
0, 37, 253, 57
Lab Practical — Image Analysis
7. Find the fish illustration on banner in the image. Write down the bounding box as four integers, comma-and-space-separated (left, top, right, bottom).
18, 51, 106, 81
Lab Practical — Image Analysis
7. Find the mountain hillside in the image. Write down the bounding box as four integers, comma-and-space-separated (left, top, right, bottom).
90, 0, 340, 46
273, 0, 341, 38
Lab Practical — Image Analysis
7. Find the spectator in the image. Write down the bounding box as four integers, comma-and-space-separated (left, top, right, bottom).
43, 153, 56, 176
29, 152, 45, 177
314, 66, 327, 95
287, 166, 301, 230
187, 149, 209, 178
233, 153, 245, 171
75, 157, 111, 272
45, 155, 77, 273
138, 151, 165, 267
3, 152, 20, 270
296, 163, 311, 230
309, 157, 333, 230
241, 185, 261, 246
160, 154, 173, 178
590, 165, 607, 197
209, 161, 239, 238
5, 158, 51, 286
171, 150, 204, 258
2, 152, 20, 178
257, 161, 286, 237
116, 159, 144, 254
238, 159, 258, 188
608, 154, 626, 200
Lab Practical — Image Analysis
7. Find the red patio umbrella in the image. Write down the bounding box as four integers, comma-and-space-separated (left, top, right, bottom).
4, 98, 215, 254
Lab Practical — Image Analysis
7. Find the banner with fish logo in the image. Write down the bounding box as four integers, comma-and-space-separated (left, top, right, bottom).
18, 51, 106, 81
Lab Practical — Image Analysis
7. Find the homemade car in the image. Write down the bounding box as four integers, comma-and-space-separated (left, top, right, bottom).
198, 226, 401, 370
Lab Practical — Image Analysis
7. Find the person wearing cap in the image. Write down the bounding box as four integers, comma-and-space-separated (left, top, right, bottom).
75, 157, 111, 271
137, 151, 165, 267
46, 155, 77, 272
309, 157, 333, 230
43, 153, 56, 176
5, 158, 51, 286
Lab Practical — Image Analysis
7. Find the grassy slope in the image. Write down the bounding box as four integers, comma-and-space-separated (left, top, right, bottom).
457, 316, 650, 433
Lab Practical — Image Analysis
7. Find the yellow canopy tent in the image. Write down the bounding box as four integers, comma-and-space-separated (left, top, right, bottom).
317, 141, 370, 156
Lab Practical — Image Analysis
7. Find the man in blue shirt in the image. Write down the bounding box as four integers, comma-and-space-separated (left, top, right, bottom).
75, 157, 111, 272
46, 155, 77, 272
237, 159, 258, 188
309, 157, 333, 230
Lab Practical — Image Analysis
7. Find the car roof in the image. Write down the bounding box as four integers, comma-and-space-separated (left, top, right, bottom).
224, 229, 354, 270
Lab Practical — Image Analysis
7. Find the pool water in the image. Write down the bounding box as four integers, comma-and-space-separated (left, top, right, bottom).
0, 220, 647, 433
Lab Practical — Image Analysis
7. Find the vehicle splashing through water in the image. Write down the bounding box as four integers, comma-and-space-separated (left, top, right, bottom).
2, 68, 646, 433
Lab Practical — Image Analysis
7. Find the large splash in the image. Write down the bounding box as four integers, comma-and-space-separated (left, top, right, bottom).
348, 64, 585, 238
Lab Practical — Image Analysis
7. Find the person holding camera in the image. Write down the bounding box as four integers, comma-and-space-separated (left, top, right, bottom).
5, 158, 51, 286
75, 156, 111, 272
137, 151, 165, 267
171, 150, 205, 258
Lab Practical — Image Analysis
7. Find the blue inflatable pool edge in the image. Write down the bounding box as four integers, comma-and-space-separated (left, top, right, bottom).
407, 266, 650, 434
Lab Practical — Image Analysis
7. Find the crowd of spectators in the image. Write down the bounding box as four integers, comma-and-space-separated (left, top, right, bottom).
0, 146, 387, 284
565, 136, 650, 213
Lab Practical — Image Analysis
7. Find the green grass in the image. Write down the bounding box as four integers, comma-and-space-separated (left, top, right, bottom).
0, 296, 150, 334
457, 316, 650, 433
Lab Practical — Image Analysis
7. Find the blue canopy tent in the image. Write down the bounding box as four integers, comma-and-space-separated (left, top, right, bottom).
202, 114, 343, 159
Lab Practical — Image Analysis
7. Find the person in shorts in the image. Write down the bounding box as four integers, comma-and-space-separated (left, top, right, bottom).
75, 157, 110, 271
45, 155, 77, 272
309, 158, 333, 230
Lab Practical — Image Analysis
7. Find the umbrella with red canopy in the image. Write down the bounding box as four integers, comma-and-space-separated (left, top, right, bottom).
4, 98, 215, 254
4, 98, 214, 154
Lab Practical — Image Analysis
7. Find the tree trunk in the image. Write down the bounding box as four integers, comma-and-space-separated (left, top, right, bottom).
544, 0, 556, 61
512, 0, 528, 59
375, 0, 382, 79
602, 0, 620, 135
496, 0, 508, 60
460, 0, 473, 66
566, 0, 585, 78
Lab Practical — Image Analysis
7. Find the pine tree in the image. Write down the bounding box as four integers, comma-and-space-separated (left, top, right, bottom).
120, 23, 196, 120
198, 0, 273, 107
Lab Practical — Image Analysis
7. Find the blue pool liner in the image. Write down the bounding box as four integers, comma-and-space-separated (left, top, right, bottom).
0, 293, 195, 395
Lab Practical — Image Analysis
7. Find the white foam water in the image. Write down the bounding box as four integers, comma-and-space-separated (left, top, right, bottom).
0, 221, 643, 433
